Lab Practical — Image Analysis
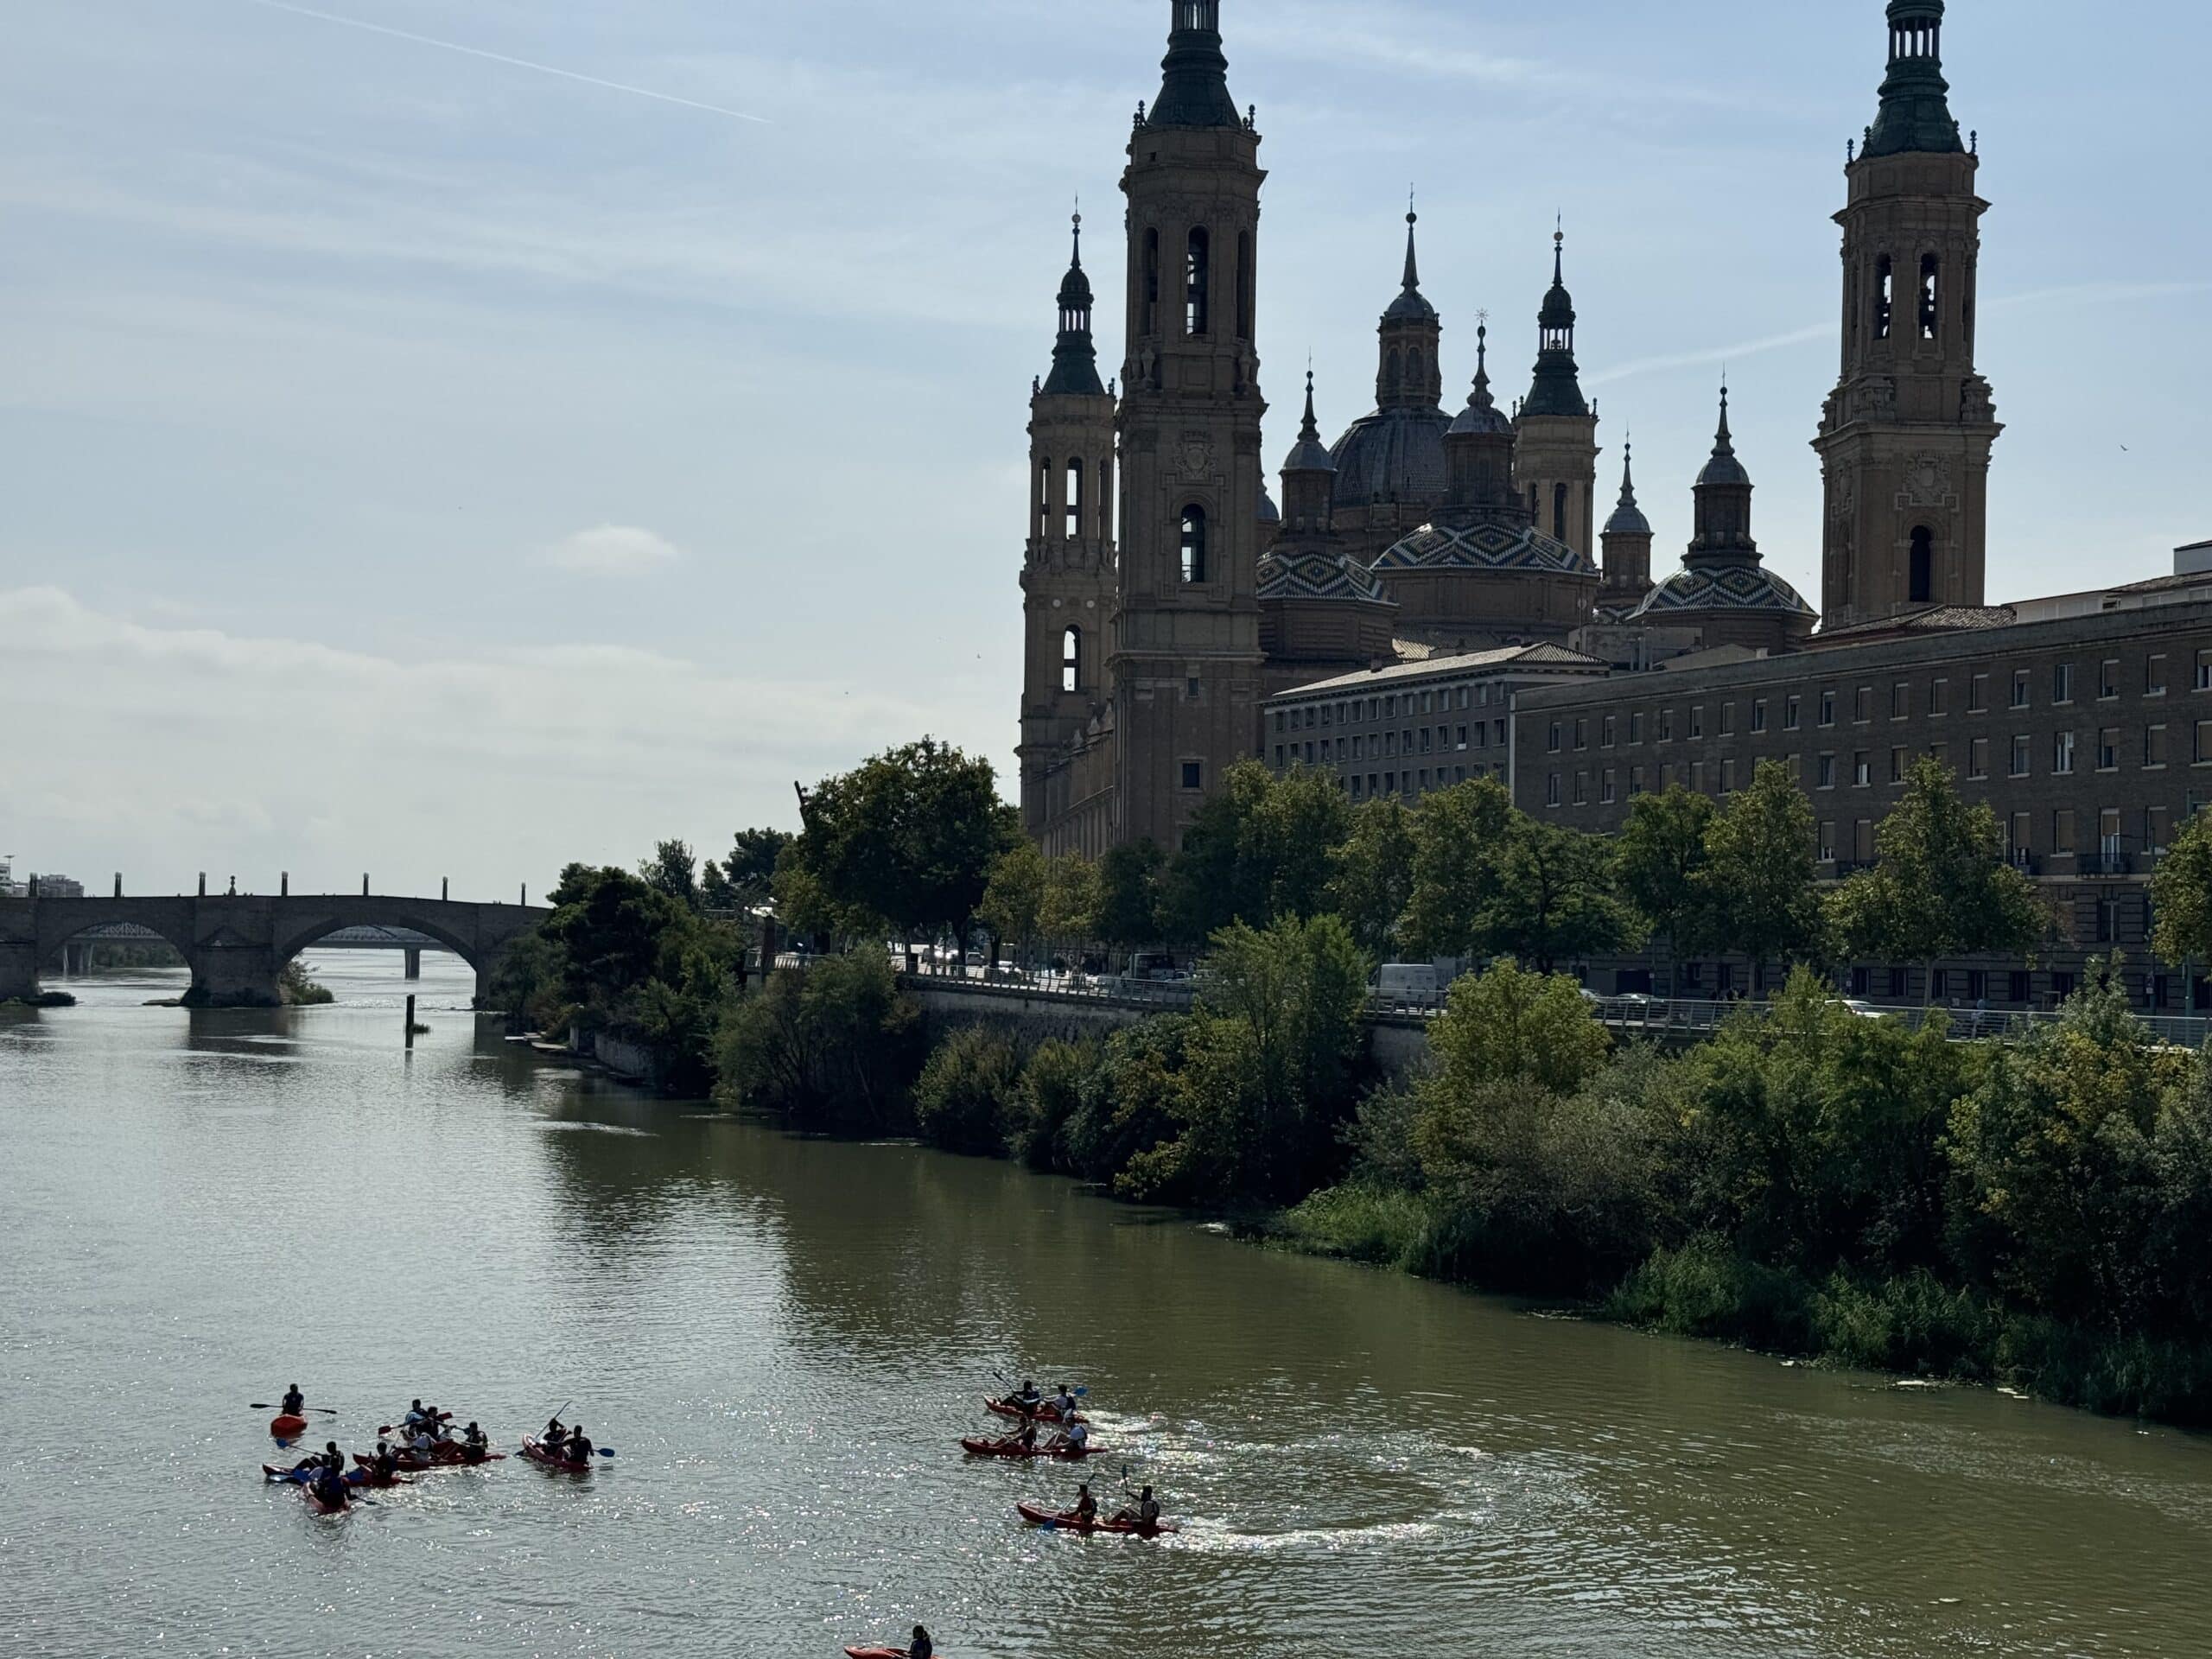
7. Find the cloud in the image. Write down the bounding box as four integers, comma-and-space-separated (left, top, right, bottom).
542, 525, 685, 575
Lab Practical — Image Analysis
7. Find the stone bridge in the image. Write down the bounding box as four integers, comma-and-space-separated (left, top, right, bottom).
0, 894, 550, 1007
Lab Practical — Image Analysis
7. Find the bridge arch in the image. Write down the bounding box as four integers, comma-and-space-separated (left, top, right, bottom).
36, 904, 198, 971
270, 910, 485, 976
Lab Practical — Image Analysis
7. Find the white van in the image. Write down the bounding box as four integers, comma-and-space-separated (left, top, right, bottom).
1376, 963, 1442, 1008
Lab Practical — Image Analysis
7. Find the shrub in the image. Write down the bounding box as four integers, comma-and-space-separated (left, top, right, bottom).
1010, 1038, 1096, 1172
1605, 1237, 1818, 1355
913, 1026, 1025, 1156
1279, 1184, 1435, 1268
1063, 1016, 1192, 1187
713, 954, 923, 1131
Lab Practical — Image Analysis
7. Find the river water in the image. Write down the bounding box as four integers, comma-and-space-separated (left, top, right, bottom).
5, 952, 2212, 1658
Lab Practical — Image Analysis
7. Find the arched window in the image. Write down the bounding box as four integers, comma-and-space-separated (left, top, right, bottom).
1185, 227, 1211, 337
1177, 0, 1218, 30
1383, 347, 1402, 394
1065, 460, 1084, 538
1180, 505, 1209, 583
1553, 481, 1570, 541
1037, 456, 1052, 541
1910, 525, 1935, 603
1062, 626, 1082, 694
1141, 230, 1160, 336
1236, 230, 1255, 340
1874, 255, 1894, 341
1919, 253, 1941, 340
1096, 459, 1113, 542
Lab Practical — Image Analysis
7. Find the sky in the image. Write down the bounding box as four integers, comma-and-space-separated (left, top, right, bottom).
4, 0, 2208, 899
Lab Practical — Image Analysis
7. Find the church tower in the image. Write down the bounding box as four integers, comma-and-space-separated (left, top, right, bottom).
1598, 441, 1655, 619
1514, 231, 1600, 565
1109, 0, 1268, 849
1018, 213, 1119, 836
1815, 0, 2001, 629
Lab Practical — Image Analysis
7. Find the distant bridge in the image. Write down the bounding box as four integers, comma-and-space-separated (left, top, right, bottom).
50, 923, 459, 980
1, 895, 549, 1007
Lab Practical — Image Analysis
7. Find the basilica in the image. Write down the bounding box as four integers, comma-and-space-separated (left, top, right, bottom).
1019, 0, 1993, 857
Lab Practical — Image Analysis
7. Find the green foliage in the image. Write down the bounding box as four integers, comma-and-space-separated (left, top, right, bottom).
1702, 760, 1823, 975
913, 1025, 1026, 1155
1008, 1038, 1098, 1172
1486, 819, 1640, 972
1094, 841, 1166, 950
1427, 959, 1611, 1096
1159, 762, 1352, 947
1828, 755, 2049, 976
1616, 785, 1719, 957
1063, 1016, 1195, 1187
977, 841, 1048, 961
791, 737, 1013, 948
2151, 806, 2212, 968
1401, 778, 1516, 960
277, 960, 334, 1006
718, 828, 793, 908
1038, 855, 1099, 947
1328, 798, 1416, 958
639, 839, 702, 912
713, 952, 923, 1130
1278, 1184, 1437, 1268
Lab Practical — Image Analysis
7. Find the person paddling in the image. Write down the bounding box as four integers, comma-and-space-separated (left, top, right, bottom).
461, 1421, 488, 1459
1052, 1418, 1090, 1459
1109, 1484, 1161, 1530
403, 1399, 429, 1432
310, 1464, 348, 1510
407, 1423, 436, 1462
1071, 1481, 1098, 1526
1049, 1384, 1078, 1421
286, 1440, 338, 1479
280, 1384, 305, 1416
373, 1440, 399, 1483
1009, 1379, 1042, 1416
1014, 1415, 1040, 1455
907, 1626, 934, 1659
564, 1425, 594, 1465
543, 1414, 566, 1443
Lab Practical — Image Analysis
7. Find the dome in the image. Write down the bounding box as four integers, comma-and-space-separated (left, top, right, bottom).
1604, 499, 1652, 537
1630, 563, 1815, 621
1384, 286, 1439, 324
1696, 448, 1751, 489
1375, 519, 1594, 578
1328, 407, 1451, 512
1259, 549, 1393, 605
1448, 397, 1511, 439
1257, 485, 1281, 525
1056, 263, 1093, 312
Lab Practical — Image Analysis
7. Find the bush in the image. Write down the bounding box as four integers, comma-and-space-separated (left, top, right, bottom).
1808, 1271, 1997, 1381
713, 954, 923, 1131
913, 1026, 1025, 1156
1010, 1039, 1096, 1172
1279, 1184, 1435, 1268
277, 961, 334, 1006
1063, 1016, 1193, 1187
1605, 1236, 1818, 1355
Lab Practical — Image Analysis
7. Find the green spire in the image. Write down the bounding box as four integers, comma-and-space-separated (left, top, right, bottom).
1522, 226, 1588, 419
1865, 0, 1965, 158
1147, 0, 1241, 130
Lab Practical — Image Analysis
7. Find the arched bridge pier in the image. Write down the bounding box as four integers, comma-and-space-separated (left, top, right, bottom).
0, 894, 550, 1008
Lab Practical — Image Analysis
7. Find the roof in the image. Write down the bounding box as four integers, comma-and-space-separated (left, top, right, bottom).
1815, 603, 2014, 641
1272, 641, 1610, 700
1376, 518, 1597, 578
1630, 562, 1815, 621
1258, 549, 1394, 606
1328, 404, 1452, 511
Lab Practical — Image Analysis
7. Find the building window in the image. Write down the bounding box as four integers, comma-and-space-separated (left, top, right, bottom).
1929, 678, 1948, 716
1820, 690, 1836, 728
2147, 724, 2169, 768
1573, 718, 1588, 751
1891, 682, 1910, 720
1874, 253, 1894, 340
1553, 481, 1570, 541
1181, 761, 1203, 791
1547, 773, 1560, 807
1630, 766, 1645, 796
1185, 226, 1211, 336
2151, 804, 2172, 849
1968, 736, 1989, 779
1968, 673, 1989, 713
1236, 229, 1254, 340
1602, 715, 1617, 748
1919, 252, 1940, 340
1179, 505, 1209, 582
1548, 721, 1562, 754
2098, 728, 2120, 772
2100, 659, 2120, 701
1719, 704, 1735, 737
2010, 736, 2031, 777
1658, 709, 1674, 742
1820, 822, 1838, 862
1751, 700, 1768, 734
1856, 819, 1877, 863
1061, 626, 1081, 694
1573, 772, 1588, 806
1853, 752, 1871, 787
1818, 753, 1836, 790
1910, 526, 1935, 603
1690, 706, 1704, 740
2196, 720, 2212, 764
1601, 769, 1617, 804
2052, 809, 2077, 856
2197, 650, 2212, 692
1783, 695, 1801, 732
2012, 670, 2031, 709
1854, 687, 1872, 723
2148, 655, 2169, 696
1721, 759, 1737, 792
1889, 747, 1906, 784
2053, 731, 2075, 775
2053, 663, 2075, 705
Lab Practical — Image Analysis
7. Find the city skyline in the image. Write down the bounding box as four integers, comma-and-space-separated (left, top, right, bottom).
4, 0, 2208, 891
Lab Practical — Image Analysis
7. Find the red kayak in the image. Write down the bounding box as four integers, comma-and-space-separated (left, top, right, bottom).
1016, 1499, 1177, 1537
845, 1649, 934, 1658
520, 1434, 593, 1474
301, 1481, 349, 1516
355, 1446, 501, 1474
960, 1435, 1096, 1462
269, 1414, 308, 1439
984, 1397, 1086, 1426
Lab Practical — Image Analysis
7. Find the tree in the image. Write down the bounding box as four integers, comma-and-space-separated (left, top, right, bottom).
1038, 854, 1100, 950
1828, 756, 2048, 997
978, 840, 1048, 964
1330, 798, 1416, 959
795, 738, 1013, 959
1095, 840, 1166, 951
713, 951, 924, 1130
705, 828, 792, 911
1703, 760, 1823, 988
1157, 762, 1349, 947
542, 864, 688, 1014
1423, 958, 1612, 1099
2152, 807, 2212, 970
639, 839, 701, 912
1485, 819, 1639, 974
1401, 778, 1516, 960
1616, 786, 1719, 994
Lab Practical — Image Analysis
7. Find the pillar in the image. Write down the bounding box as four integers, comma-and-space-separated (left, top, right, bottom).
404, 946, 422, 979
113, 874, 122, 899
441, 877, 449, 901
281, 872, 289, 897
362, 874, 370, 898
0, 942, 37, 1004
198, 872, 207, 897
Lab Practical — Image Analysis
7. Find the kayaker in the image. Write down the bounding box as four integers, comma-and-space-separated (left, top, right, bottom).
1014, 1417, 1040, 1454
908, 1626, 934, 1659
280, 1385, 305, 1416
1049, 1384, 1078, 1421
1011, 1379, 1042, 1414
1109, 1484, 1161, 1529
285, 1442, 331, 1479
311, 1465, 347, 1510
461, 1421, 488, 1455
564, 1425, 594, 1464
408, 1424, 436, 1461
543, 1414, 567, 1442
1052, 1419, 1090, 1458
404, 1399, 429, 1431
373, 1441, 399, 1482
1071, 1482, 1098, 1526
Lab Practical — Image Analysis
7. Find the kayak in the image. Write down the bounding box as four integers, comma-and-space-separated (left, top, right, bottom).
985, 1397, 1086, 1426
263, 1463, 313, 1484
344, 1465, 412, 1489
844, 1649, 927, 1658
354, 1447, 500, 1473
520, 1433, 593, 1474
1016, 1499, 1177, 1537
270, 1414, 308, 1439
301, 1482, 349, 1516
960, 1435, 1096, 1462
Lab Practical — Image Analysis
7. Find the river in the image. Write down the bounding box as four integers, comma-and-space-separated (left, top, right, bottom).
4, 950, 2211, 1658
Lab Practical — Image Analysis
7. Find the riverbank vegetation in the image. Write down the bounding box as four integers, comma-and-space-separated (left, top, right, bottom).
506, 736, 2212, 1427
277, 961, 335, 1005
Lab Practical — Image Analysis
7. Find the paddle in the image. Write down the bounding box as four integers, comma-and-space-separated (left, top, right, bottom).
252, 1402, 338, 1415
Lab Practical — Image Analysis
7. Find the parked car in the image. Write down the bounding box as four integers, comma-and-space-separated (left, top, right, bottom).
1375, 963, 1443, 1008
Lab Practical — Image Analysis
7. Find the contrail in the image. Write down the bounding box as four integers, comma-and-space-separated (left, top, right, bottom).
234, 0, 770, 124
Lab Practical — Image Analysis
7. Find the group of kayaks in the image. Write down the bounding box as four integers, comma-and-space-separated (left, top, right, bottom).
967, 1388, 1178, 1538
257, 1402, 592, 1516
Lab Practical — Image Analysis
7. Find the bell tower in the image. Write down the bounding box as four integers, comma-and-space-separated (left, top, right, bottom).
1019, 213, 1119, 836
1109, 0, 1268, 849
1815, 0, 2001, 629
1513, 230, 1599, 567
